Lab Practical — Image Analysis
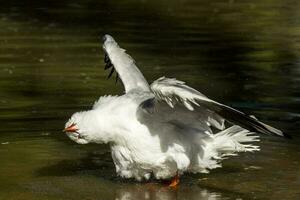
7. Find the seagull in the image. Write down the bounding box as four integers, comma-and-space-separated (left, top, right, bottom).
63, 34, 287, 187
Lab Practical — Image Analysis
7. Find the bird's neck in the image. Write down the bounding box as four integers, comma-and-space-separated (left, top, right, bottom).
80, 110, 118, 144
87, 95, 139, 145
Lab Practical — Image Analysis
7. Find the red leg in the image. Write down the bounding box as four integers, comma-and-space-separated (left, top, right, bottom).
169, 173, 180, 188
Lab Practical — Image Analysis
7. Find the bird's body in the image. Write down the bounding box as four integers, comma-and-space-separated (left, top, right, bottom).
99, 93, 194, 181
64, 35, 286, 183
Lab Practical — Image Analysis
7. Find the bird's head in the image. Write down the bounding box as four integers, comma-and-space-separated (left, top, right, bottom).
63, 110, 113, 144
63, 112, 94, 144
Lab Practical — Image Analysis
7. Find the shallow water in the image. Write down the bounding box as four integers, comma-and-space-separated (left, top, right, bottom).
0, 0, 300, 199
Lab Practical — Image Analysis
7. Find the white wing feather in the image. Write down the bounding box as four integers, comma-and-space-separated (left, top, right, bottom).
150, 77, 285, 137
151, 77, 228, 111
103, 35, 150, 93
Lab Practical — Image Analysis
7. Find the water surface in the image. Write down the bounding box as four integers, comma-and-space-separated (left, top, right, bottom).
1, 0, 300, 199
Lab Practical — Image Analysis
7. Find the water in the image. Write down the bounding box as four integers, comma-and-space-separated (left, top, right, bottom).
0, 0, 300, 199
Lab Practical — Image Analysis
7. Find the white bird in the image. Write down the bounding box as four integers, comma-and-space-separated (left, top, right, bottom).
64, 34, 287, 187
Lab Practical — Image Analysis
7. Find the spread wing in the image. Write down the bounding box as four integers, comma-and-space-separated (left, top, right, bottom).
102, 34, 150, 93
144, 76, 287, 137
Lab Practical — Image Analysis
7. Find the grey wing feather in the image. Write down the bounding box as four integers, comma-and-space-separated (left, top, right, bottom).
138, 98, 220, 136
148, 77, 287, 138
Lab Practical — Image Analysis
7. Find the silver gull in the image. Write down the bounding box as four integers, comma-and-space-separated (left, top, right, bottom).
63, 34, 287, 187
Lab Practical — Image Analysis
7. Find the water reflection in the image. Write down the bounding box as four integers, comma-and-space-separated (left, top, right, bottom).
115, 184, 222, 200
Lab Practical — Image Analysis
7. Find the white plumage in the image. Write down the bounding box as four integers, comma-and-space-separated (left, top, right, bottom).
64, 34, 285, 182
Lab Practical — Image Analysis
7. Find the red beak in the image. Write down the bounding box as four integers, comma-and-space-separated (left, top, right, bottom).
63, 123, 78, 133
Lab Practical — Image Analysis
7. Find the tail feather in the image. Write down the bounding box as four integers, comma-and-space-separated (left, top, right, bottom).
208, 125, 260, 155
191, 125, 260, 173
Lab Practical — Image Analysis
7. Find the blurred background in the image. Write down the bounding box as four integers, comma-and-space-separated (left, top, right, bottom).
0, 0, 300, 199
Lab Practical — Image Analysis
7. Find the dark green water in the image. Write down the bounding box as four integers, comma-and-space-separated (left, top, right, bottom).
1, 0, 300, 199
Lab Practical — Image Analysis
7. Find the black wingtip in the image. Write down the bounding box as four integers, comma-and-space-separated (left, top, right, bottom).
105, 62, 113, 70
107, 67, 115, 79
104, 54, 109, 63
115, 73, 119, 84
201, 100, 290, 140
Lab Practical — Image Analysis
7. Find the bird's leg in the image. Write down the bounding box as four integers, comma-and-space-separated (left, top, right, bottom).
169, 172, 180, 188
